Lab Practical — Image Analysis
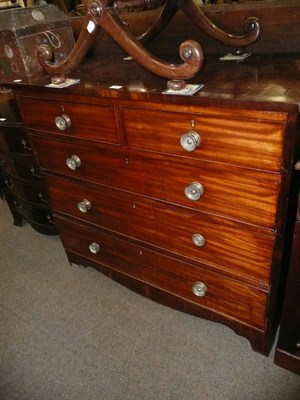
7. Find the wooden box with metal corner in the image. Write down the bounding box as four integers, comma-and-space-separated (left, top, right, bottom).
0, 4, 74, 83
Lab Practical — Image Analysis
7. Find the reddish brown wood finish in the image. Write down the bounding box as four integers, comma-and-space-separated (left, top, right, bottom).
28, 134, 280, 229
56, 214, 268, 331
12, 53, 300, 356
43, 173, 275, 286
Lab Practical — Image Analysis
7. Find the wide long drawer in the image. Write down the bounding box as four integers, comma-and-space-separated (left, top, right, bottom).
122, 106, 286, 171
56, 215, 267, 331
46, 175, 275, 285
18, 96, 119, 144
29, 135, 281, 229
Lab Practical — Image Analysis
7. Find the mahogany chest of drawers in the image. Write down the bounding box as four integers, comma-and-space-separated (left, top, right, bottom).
12, 54, 300, 356
0, 94, 57, 235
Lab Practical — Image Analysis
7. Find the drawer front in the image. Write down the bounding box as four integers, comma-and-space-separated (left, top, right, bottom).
18, 97, 119, 144
0, 126, 31, 155
11, 156, 41, 181
4, 191, 55, 227
0, 151, 14, 175
56, 216, 267, 330
47, 175, 274, 284
122, 107, 285, 171
2, 173, 50, 205
1, 151, 40, 182
29, 135, 280, 229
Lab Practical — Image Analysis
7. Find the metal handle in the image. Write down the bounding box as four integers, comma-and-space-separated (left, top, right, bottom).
21, 139, 31, 151
5, 179, 14, 190
46, 215, 55, 225
89, 242, 100, 254
192, 281, 207, 297
30, 166, 40, 178
77, 199, 91, 213
66, 154, 81, 170
38, 192, 48, 203
55, 114, 71, 131
185, 182, 204, 201
180, 131, 201, 152
192, 233, 205, 247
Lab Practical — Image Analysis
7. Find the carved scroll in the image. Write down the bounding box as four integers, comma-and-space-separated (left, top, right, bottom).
37, 0, 261, 84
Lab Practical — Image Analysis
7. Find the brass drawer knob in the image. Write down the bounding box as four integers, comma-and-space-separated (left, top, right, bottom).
66, 154, 81, 170
180, 131, 201, 152
192, 233, 205, 247
89, 242, 100, 254
185, 182, 204, 201
55, 114, 71, 131
192, 281, 207, 297
77, 199, 92, 213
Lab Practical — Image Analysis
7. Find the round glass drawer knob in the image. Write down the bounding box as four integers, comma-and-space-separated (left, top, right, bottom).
89, 242, 100, 254
192, 282, 207, 297
185, 182, 204, 201
192, 233, 205, 247
55, 114, 71, 131
180, 131, 201, 152
66, 155, 81, 170
77, 199, 91, 213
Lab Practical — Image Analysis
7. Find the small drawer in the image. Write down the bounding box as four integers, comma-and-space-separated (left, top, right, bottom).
56, 216, 267, 331
18, 96, 119, 144
46, 175, 275, 285
122, 107, 285, 172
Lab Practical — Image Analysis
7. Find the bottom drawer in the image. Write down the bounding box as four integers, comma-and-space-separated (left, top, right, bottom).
56, 215, 268, 331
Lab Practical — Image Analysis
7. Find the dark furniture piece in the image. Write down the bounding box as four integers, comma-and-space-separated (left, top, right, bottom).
0, 93, 57, 235
11, 51, 300, 356
275, 171, 300, 375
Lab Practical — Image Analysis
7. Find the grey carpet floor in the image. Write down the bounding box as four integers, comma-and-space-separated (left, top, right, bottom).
0, 200, 299, 400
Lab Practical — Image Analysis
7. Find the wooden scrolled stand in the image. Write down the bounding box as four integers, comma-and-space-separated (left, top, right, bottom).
37, 0, 261, 87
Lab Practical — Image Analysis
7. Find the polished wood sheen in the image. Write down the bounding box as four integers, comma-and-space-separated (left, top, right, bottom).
12, 52, 300, 356
28, 134, 280, 229
56, 214, 268, 331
